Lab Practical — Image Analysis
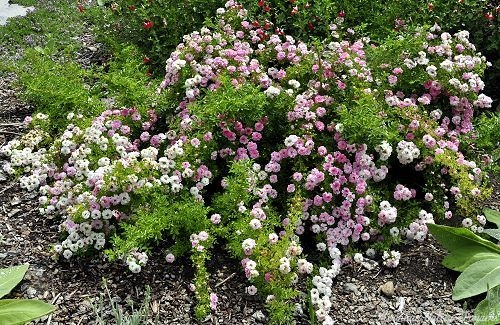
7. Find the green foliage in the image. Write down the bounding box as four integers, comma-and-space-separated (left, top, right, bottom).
337, 91, 398, 148
108, 188, 210, 260
0, 264, 55, 325
474, 284, 500, 325
429, 210, 500, 313
93, 45, 155, 109
266, 288, 298, 325
190, 77, 268, 127
16, 48, 104, 133
452, 259, 500, 300
485, 208, 500, 229
94, 0, 224, 73
0, 0, 85, 63
212, 160, 256, 227
0, 265, 29, 299
471, 112, 500, 174
91, 279, 159, 325
427, 223, 500, 272
191, 236, 215, 320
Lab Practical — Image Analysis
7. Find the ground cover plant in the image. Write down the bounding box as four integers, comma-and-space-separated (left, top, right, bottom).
1, 0, 500, 324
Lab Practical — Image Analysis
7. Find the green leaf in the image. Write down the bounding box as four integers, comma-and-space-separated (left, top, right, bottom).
453, 258, 500, 300
0, 265, 29, 299
97, 0, 105, 6
33, 46, 45, 54
443, 251, 500, 272
484, 208, 500, 229
427, 224, 500, 272
483, 229, 500, 242
474, 284, 500, 325
0, 299, 55, 325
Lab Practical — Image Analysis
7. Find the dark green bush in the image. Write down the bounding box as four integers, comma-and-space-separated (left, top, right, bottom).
93, 0, 225, 74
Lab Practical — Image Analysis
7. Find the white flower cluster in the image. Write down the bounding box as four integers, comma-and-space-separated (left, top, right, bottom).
54, 223, 107, 260
242, 238, 256, 255
406, 209, 434, 242
310, 260, 342, 325
297, 258, 314, 274
126, 251, 149, 273
264, 85, 281, 98
284, 134, 299, 147
1, 129, 50, 180
353, 253, 364, 263
378, 200, 398, 225
461, 217, 484, 234
287, 241, 303, 256
279, 257, 291, 274
375, 140, 392, 161
382, 250, 401, 268
244, 259, 259, 279
396, 140, 420, 164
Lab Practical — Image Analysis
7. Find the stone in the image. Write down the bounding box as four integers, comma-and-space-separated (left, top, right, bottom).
380, 281, 395, 297
252, 310, 267, 322
343, 282, 360, 295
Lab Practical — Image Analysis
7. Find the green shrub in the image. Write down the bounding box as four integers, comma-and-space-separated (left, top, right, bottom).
92, 0, 224, 74
16, 48, 104, 132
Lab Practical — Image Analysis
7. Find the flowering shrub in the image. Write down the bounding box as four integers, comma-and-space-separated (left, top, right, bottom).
94, 0, 224, 74
1, 1, 495, 323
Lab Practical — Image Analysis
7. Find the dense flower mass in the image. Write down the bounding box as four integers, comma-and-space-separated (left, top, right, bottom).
0, 1, 494, 323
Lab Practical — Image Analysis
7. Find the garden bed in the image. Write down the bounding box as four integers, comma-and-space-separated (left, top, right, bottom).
1, 0, 500, 324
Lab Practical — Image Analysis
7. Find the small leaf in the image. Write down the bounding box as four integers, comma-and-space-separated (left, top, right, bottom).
452, 258, 500, 300
0, 265, 29, 299
474, 284, 500, 325
483, 229, 500, 242
484, 208, 500, 229
427, 224, 500, 271
0, 299, 55, 325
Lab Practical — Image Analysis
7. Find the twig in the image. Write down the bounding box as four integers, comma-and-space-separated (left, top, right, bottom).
0, 130, 22, 136
0, 183, 15, 195
46, 292, 62, 325
214, 272, 236, 288
371, 269, 382, 279
0, 122, 23, 127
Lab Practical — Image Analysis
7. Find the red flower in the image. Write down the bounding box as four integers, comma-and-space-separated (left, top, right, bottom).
264, 5, 271, 12
258, 0, 264, 7
263, 21, 271, 30
308, 21, 314, 31
338, 10, 345, 18
484, 12, 494, 21
129, 5, 136, 11
77, 4, 85, 13
143, 57, 151, 64
253, 20, 260, 28
289, 0, 295, 2
428, 3, 433, 11
143, 20, 153, 29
